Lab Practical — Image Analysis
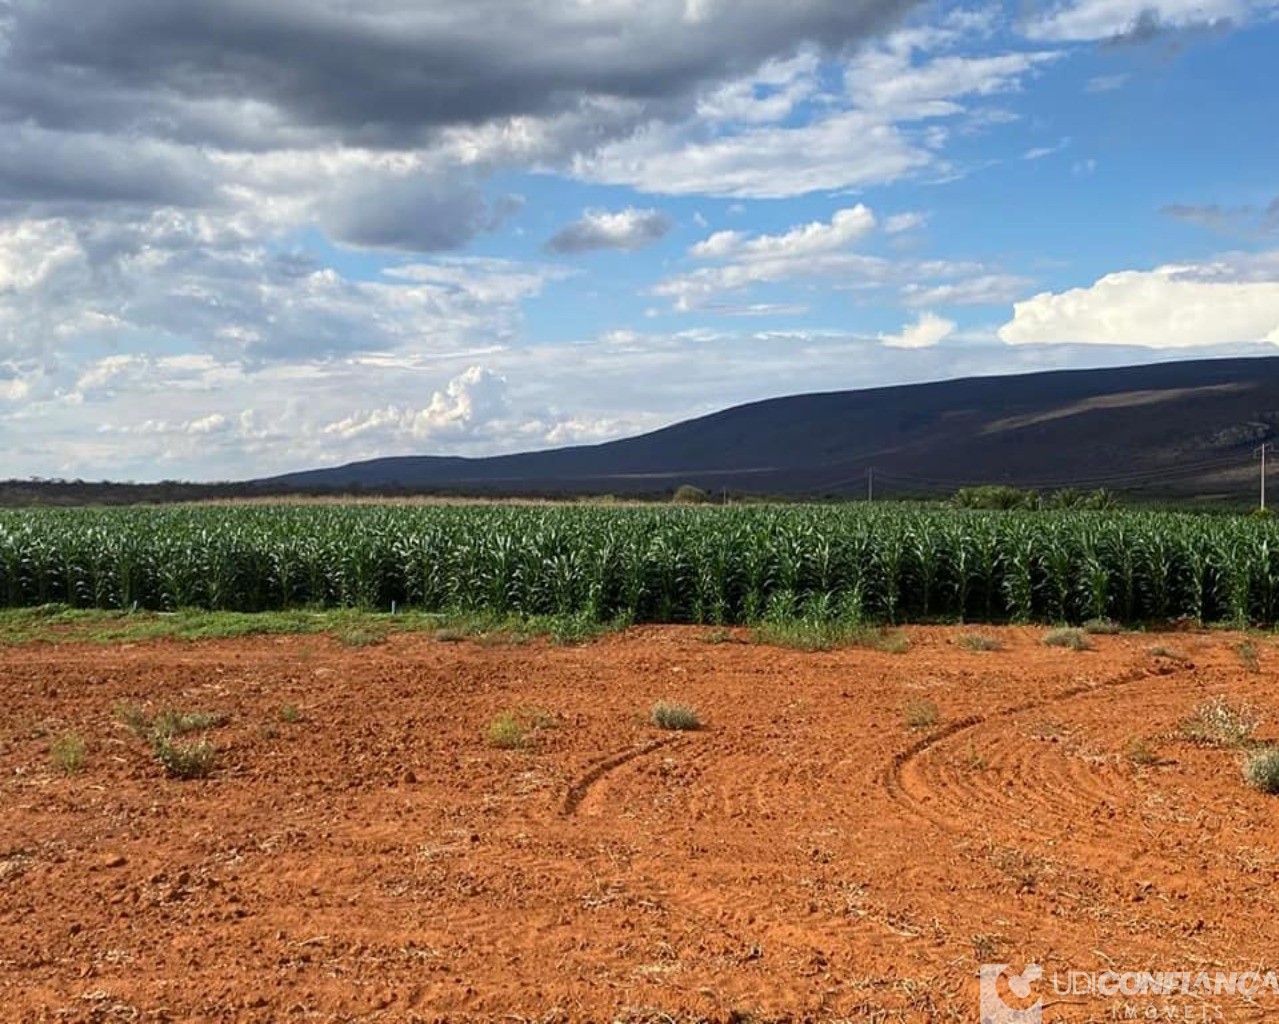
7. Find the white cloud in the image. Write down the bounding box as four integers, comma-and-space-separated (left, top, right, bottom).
1023, 0, 1266, 42
575, 20, 1059, 199
879, 311, 957, 348
1023, 138, 1070, 160
577, 110, 935, 199
999, 254, 1279, 347
692, 206, 876, 261
545, 207, 671, 253
902, 274, 1032, 307
322, 366, 509, 442
658, 206, 879, 309
884, 212, 928, 233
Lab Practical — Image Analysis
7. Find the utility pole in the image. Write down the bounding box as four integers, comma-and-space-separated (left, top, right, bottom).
1256, 443, 1272, 510
867, 467, 874, 502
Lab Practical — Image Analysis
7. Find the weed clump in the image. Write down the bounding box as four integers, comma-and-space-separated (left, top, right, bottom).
486, 712, 527, 749
1043, 628, 1091, 651
50, 732, 86, 774
114, 702, 224, 778
958, 634, 1003, 652
904, 699, 941, 731
650, 701, 701, 731
1181, 695, 1260, 748
1243, 748, 1279, 794
154, 738, 216, 779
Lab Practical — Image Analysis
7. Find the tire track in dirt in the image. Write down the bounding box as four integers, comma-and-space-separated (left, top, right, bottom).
561, 736, 680, 816
882, 660, 1193, 834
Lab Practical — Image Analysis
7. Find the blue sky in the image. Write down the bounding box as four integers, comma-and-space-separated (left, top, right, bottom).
1, 0, 1278, 480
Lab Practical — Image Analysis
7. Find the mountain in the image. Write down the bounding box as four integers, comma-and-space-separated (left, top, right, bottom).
260, 356, 1279, 502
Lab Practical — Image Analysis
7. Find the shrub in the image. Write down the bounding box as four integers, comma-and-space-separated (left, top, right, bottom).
486, 712, 527, 749
1043, 628, 1091, 651
958, 634, 1003, 652
151, 709, 228, 739
50, 732, 86, 774
154, 738, 216, 779
1124, 737, 1159, 766
1082, 618, 1121, 635
1243, 748, 1279, 794
672, 484, 711, 505
904, 699, 940, 730
650, 701, 700, 731
1181, 695, 1261, 748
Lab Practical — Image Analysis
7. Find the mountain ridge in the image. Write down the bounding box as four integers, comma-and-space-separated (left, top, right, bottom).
256, 355, 1279, 501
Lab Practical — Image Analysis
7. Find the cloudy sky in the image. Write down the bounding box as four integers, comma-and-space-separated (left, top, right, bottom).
2, 0, 1278, 480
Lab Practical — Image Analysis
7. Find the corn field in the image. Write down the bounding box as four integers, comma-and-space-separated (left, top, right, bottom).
1, 504, 1278, 625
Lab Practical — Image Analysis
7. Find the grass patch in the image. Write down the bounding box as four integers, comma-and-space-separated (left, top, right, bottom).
1243, 748, 1279, 794
49, 732, 86, 774
0, 605, 628, 648
151, 709, 228, 739
698, 627, 736, 645
279, 704, 303, 724
1181, 695, 1261, 748
486, 712, 528, 750
114, 702, 225, 777
1235, 639, 1260, 673
153, 738, 216, 779
114, 701, 152, 740
650, 701, 701, 731
1082, 618, 1121, 635
1148, 645, 1188, 662
957, 634, 1003, 652
753, 620, 909, 654
1043, 628, 1091, 651
903, 699, 941, 731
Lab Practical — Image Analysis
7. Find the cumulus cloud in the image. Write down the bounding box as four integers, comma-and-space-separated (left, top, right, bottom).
658, 206, 878, 309
998, 254, 1279, 347
322, 366, 510, 442
1, 0, 921, 144
879, 311, 956, 348
545, 207, 671, 254
0, 214, 566, 363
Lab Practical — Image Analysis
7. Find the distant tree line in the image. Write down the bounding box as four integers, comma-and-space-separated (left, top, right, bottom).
951, 485, 1118, 511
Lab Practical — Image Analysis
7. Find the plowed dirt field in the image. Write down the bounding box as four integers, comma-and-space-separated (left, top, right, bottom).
2, 626, 1277, 1022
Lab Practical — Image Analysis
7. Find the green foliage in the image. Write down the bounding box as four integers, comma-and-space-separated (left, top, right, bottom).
486, 712, 527, 749
2, 503, 1279, 628
50, 732, 86, 774
953, 486, 1040, 510
672, 484, 711, 504
650, 701, 700, 731
154, 738, 216, 779
1243, 748, 1279, 793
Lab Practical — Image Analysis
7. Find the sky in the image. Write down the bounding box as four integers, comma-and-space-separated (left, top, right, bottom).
1, 0, 1278, 481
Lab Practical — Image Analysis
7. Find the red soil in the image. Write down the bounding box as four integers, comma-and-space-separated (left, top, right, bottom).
2, 627, 1277, 1022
